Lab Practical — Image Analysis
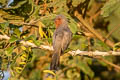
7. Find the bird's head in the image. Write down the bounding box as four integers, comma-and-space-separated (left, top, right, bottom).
54, 15, 68, 28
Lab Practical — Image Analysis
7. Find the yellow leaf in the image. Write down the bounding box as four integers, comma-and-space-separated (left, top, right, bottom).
20, 54, 27, 61
23, 36, 26, 38
28, 47, 32, 52
37, 21, 48, 38
39, 26, 44, 38
10, 70, 14, 76
43, 70, 56, 76
21, 46, 26, 50
28, 40, 33, 42
19, 62, 26, 65
14, 67, 23, 73
15, 67, 23, 70
22, 53, 27, 57
46, 77, 55, 80
37, 21, 45, 27
16, 70, 21, 73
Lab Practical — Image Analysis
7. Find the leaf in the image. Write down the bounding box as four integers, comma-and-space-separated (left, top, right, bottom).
33, 40, 42, 46
19, 62, 26, 65
9, 36, 19, 43
20, 56, 26, 61
14, 67, 23, 70
41, 14, 56, 29
66, 69, 80, 78
14, 28, 21, 38
72, 0, 85, 7
14, 67, 22, 73
45, 77, 55, 80
113, 42, 120, 51
6, 46, 15, 55
84, 57, 92, 65
0, 0, 8, 6
75, 57, 94, 78
48, 0, 69, 13
101, 0, 120, 17
69, 36, 87, 50
0, 22, 9, 30
10, 70, 15, 76
21, 46, 27, 50
94, 40, 110, 51
98, 56, 113, 67
24, 35, 36, 41
38, 21, 48, 38
106, 9, 120, 41
43, 70, 56, 76
28, 47, 32, 52
66, 69, 73, 78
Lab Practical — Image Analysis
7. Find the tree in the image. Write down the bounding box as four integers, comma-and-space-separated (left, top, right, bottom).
0, 0, 120, 80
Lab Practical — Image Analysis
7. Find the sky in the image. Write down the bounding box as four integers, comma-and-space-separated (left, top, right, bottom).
7, 0, 14, 7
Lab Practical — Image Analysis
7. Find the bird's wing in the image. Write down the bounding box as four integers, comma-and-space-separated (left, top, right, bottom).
53, 31, 64, 53
61, 30, 72, 52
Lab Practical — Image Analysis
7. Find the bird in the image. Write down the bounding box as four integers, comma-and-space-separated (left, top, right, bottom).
50, 14, 73, 70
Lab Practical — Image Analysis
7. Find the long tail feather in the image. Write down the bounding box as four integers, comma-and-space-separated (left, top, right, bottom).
50, 52, 60, 70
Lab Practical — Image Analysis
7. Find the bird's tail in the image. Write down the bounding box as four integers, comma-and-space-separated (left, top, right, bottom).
50, 52, 60, 70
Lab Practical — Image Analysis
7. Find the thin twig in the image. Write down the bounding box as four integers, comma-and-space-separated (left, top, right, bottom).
105, 24, 120, 41
89, 11, 101, 25
74, 11, 114, 48
94, 56, 120, 71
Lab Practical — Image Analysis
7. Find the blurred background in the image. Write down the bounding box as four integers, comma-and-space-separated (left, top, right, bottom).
0, 0, 120, 80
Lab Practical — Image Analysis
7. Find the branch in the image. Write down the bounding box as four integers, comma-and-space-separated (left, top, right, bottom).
0, 35, 120, 71
0, 34, 120, 56
68, 50, 120, 56
94, 56, 120, 71
0, 35, 10, 40
16, 40, 120, 56
74, 11, 114, 48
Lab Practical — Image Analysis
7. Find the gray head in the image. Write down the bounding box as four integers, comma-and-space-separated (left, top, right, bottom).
54, 14, 68, 28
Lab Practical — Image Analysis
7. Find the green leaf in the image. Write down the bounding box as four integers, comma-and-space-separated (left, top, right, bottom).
6, 46, 15, 55
106, 7, 120, 41
0, 0, 8, 7
0, 22, 9, 30
101, 0, 120, 17
9, 36, 19, 43
47, 38, 52, 43
24, 35, 36, 41
33, 40, 42, 46
14, 28, 21, 38
69, 36, 87, 50
75, 57, 94, 78
94, 40, 110, 51
66, 69, 80, 79
84, 57, 92, 65
98, 56, 113, 66
72, 0, 85, 7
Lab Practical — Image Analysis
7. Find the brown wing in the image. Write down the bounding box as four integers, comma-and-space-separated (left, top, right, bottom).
53, 30, 63, 53
53, 27, 72, 53
61, 29, 72, 53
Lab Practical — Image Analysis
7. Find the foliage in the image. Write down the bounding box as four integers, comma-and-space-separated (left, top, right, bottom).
0, 0, 120, 80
